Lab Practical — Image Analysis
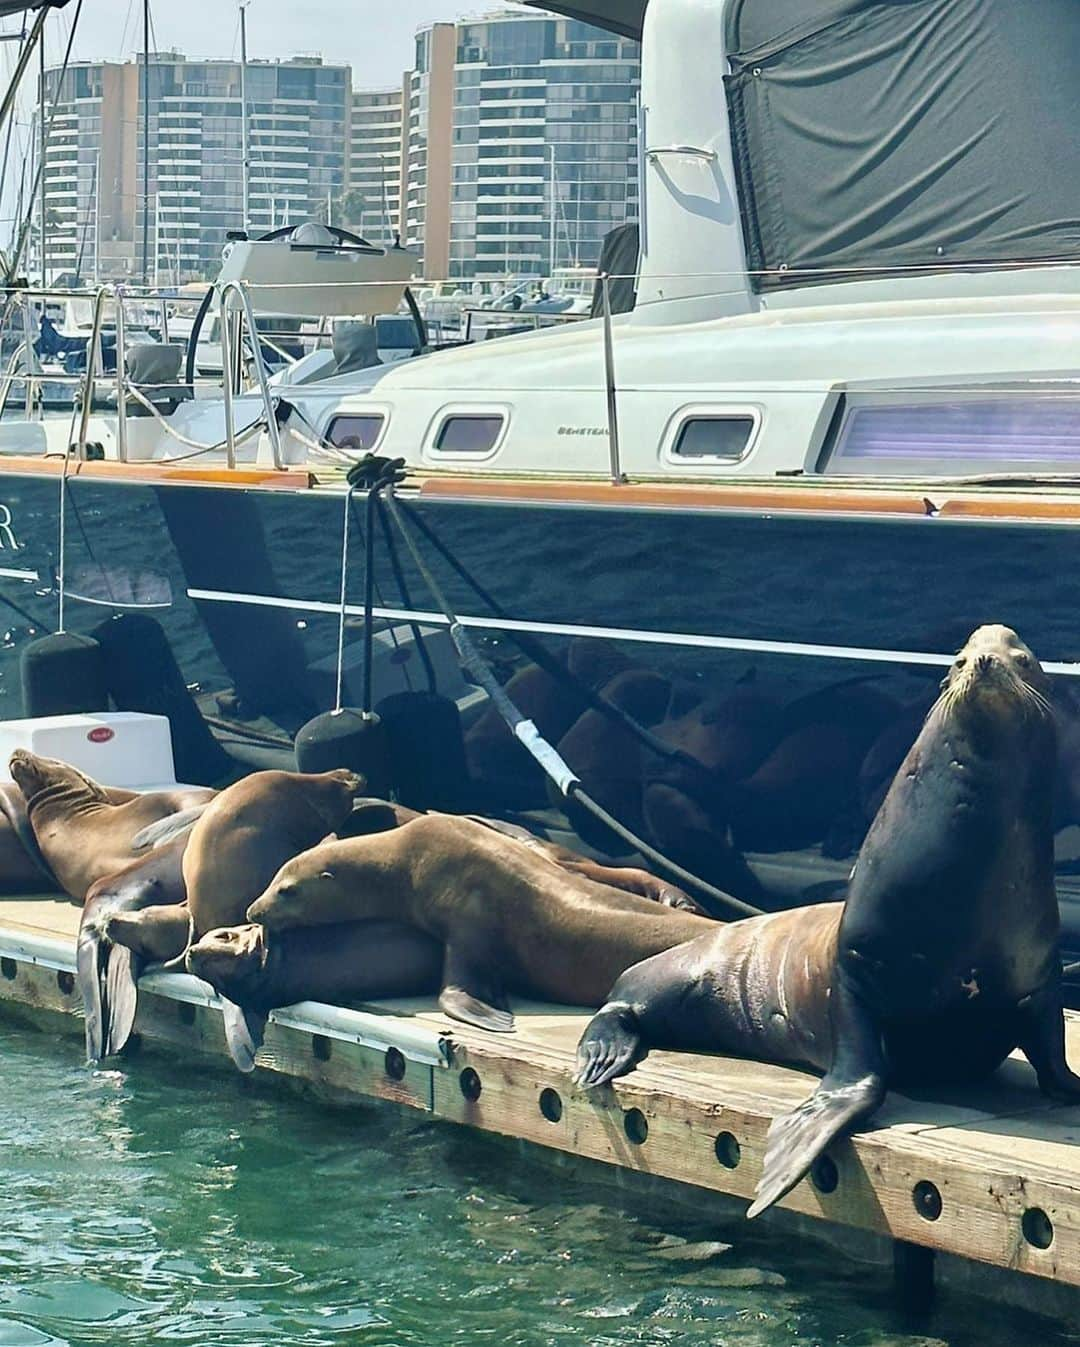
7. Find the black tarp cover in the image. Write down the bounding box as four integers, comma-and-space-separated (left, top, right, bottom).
590, 223, 640, 317
724, 0, 1080, 289
0, 0, 71, 13
521, 0, 646, 38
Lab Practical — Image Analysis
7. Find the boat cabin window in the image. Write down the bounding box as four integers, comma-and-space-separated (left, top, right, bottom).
820, 394, 1080, 477
433, 414, 505, 456
669, 415, 756, 463
326, 414, 386, 454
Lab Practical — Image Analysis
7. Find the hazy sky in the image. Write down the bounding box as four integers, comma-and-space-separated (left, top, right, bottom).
20, 2, 537, 86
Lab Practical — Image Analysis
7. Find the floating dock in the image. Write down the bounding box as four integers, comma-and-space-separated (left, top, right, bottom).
1, 893, 1079, 1308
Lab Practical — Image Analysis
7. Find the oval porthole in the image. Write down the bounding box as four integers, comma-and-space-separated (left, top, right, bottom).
326, 413, 385, 454
671, 416, 756, 461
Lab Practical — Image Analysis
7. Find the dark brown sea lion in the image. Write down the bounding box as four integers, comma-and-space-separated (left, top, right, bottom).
78, 834, 190, 1061
0, 782, 63, 893
185, 920, 443, 1071
8, 750, 214, 902
111, 768, 367, 964
575, 625, 1080, 1218
246, 813, 715, 1031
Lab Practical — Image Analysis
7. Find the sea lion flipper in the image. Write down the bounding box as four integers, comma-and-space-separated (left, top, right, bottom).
76, 922, 106, 1063
438, 943, 515, 1032
748, 1070, 885, 1218
103, 943, 141, 1057
220, 998, 266, 1073
1018, 978, 1080, 1101
130, 805, 208, 852
575, 1002, 644, 1087
439, 984, 515, 1033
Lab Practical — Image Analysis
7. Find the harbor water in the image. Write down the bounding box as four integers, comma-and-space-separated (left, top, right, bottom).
0, 1018, 1072, 1347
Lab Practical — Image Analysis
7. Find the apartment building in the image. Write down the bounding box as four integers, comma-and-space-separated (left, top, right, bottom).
349, 86, 405, 245
38, 52, 350, 282
406, 10, 640, 280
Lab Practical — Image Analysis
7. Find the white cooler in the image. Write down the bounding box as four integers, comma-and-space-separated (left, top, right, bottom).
0, 712, 177, 789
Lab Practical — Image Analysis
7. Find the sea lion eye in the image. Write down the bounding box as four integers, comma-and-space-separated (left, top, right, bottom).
1015, 652, 1031, 668
955, 656, 967, 669
319, 870, 335, 881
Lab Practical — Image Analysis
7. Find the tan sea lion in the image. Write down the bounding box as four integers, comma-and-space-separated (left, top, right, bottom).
186, 920, 443, 1071
9, 750, 214, 902
110, 768, 367, 964
575, 625, 1080, 1219
0, 782, 65, 893
246, 813, 715, 1031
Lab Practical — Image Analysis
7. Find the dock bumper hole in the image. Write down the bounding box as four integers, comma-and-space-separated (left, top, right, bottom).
715, 1132, 741, 1169
539, 1087, 562, 1123
913, 1180, 942, 1221
178, 1002, 196, 1027
623, 1108, 648, 1144
1, 957, 15, 980
459, 1067, 482, 1102
56, 970, 75, 995
811, 1155, 838, 1195
1022, 1207, 1054, 1250
312, 1035, 332, 1062
384, 1047, 406, 1081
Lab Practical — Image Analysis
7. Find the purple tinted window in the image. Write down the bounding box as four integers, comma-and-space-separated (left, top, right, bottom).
826, 398, 1080, 475
327, 414, 384, 453
435, 415, 504, 454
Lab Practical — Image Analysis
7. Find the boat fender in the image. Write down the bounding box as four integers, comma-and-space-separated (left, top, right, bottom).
91, 614, 230, 787
21, 631, 108, 717
294, 707, 391, 796
375, 689, 470, 813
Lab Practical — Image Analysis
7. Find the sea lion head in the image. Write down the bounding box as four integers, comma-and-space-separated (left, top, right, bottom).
306, 768, 367, 829
938, 625, 1052, 735
8, 750, 107, 809
186, 923, 269, 998
246, 851, 342, 930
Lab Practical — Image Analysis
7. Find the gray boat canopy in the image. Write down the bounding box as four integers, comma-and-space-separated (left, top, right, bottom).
724, 0, 1080, 288
520, 0, 646, 38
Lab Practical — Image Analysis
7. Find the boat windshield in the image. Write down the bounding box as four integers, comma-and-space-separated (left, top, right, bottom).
725, 0, 1080, 289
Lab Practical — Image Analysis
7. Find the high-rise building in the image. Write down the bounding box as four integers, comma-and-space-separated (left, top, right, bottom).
407, 10, 640, 280
37, 52, 351, 283
349, 87, 405, 246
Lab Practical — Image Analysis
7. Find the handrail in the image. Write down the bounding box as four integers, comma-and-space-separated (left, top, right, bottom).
75, 286, 108, 462
218, 278, 283, 470
114, 287, 128, 463
599, 273, 623, 485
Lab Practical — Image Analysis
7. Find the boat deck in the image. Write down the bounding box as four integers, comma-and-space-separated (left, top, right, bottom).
2, 893, 1079, 1300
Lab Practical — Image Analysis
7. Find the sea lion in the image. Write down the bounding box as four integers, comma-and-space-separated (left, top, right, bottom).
246, 813, 715, 1031
9, 750, 214, 902
575, 625, 1080, 1218
78, 834, 190, 1061
185, 920, 443, 1071
0, 782, 62, 893
112, 767, 367, 964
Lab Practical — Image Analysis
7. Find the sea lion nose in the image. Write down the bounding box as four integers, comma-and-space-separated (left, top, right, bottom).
975, 653, 995, 673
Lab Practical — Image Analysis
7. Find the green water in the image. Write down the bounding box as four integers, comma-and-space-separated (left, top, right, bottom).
0, 1018, 1072, 1347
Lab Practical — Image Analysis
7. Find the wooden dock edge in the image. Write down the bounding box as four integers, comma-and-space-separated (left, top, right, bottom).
1, 925, 1079, 1314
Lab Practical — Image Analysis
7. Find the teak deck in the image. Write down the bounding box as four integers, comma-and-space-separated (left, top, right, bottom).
1, 894, 1079, 1303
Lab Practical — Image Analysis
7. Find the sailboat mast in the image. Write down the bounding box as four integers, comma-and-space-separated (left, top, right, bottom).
141, 0, 150, 284
37, 29, 44, 283
239, 1, 249, 230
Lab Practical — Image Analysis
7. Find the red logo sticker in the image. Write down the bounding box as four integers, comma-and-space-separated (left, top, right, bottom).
87, 727, 114, 744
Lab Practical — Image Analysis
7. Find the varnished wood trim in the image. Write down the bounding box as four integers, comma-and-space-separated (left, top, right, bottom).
0, 456, 313, 489
935, 497, 1080, 522
417, 477, 936, 515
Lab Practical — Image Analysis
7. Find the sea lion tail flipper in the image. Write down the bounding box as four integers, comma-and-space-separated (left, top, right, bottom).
130, 805, 208, 852
439, 945, 514, 1032
747, 1071, 885, 1219
103, 944, 141, 1057
574, 1002, 643, 1087
76, 922, 106, 1063
220, 998, 266, 1073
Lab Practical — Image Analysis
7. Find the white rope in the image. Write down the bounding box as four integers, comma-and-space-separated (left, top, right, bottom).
123, 380, 265, 460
